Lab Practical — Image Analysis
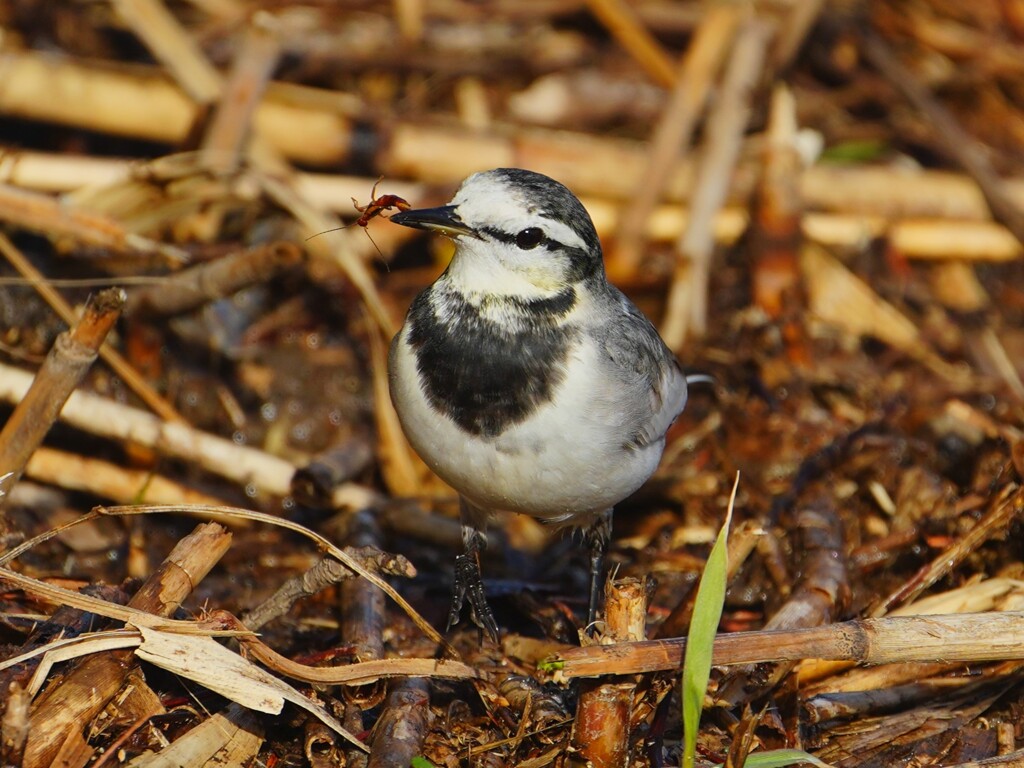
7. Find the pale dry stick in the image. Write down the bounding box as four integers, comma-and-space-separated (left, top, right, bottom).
549, 610, 1024, 679
11, 149, 1024, 224
24, 446, 229, 508
0, 182, 188, 261
569, 577, 651, 768
0, 289, 123, 513
3, 152, 1023, 261
767, 0, 827, 73
367, 678, 432, 768
584, 0, 677, 88
21, 522, 232, 768
0, 233, 183, 423
871, 484, 1024, 618
0, 360, 378, 511
749, 83, 804, 319
0, 52, 353, 167
393, 0, 425, 42
201, 13, 282, 174
661, 17, 775, 348
110, 0, 222, 104
862, 31, 1024, 248
611, 3, 743, 275
242, 543, 413, 631
97, 502, 453, 653
125, 241, 303, 318
340, 511, 388, 708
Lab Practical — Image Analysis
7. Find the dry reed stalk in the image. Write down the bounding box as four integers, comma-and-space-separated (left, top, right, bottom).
550, 608, 1024, 679
111, 0, 222, 103
23, 446, 229, 507
0, 234, 183, 422
870, 484, 1024, 617
341, 510, 388, 708
10, 150, 1024, 224
0, 361, 379, 510
0, 288, 123, 515
569, 577, 650, 767
241, 544, 412, 632
584, 0, 677, 87
0, 52, 353, 166
862, 30, 1024, 248
21, 522, 232, 768
200, 13, 282, 173
662, 17, 774, 347
125, 241, 303, 318
367, 678, 431, 767
749, 84, 805, 320
610, 4, 742, 275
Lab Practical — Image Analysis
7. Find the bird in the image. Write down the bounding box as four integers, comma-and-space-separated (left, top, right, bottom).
387, 168, 691, 641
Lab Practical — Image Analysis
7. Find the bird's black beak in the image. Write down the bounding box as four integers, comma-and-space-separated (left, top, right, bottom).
389, 205, 480, 239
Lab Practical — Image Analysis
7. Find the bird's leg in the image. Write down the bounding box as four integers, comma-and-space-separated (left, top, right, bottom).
584, 509, 613, 629
448, 500, 499, 642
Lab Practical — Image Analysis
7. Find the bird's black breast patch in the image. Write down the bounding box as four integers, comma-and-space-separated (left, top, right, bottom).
407, 287, 578, 438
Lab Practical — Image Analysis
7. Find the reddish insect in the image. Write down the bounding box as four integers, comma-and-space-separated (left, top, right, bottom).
352, 177, 411, 227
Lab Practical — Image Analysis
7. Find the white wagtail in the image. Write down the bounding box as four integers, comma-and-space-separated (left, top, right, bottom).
388, 168, 691, 640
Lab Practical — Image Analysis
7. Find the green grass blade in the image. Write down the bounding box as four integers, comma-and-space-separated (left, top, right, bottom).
682, 473, 739, 768
732, 748, 834, 768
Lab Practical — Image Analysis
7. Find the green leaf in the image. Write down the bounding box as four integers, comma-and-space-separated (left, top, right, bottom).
820, 139, 889, 163
537, 658, 565, 672
731, 748, 834, 768
410, 757, 438, 768
682, 473, 738, 768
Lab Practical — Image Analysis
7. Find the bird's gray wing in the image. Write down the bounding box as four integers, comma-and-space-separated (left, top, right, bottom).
597, 292, 688, 450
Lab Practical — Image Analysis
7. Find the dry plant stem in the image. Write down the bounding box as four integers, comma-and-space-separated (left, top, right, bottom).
584, 0, 677, 87
767, 0, 827, 73
202, 15, 282, 173
0, 360, 377, 510
111, 0, 222, 103
0, 52, 353, 167
367, 678, 431, 767
662, 17, 774, 347
0, 584, 128, 707
861, 31, 1024, 246
871, 484, 1024, 617
550, 610, 1024, 679
10, 151, 1024, 226
341, 511, 387, 706
716, 499, 849, 707
750, 83, 804, 319
0, 288, 123, 513
291, 438, 375, 508
0, 183, 186, 262
25, 446, 229, 507
0, 233, 183, 423
125, 241, 303, 318
611, 4, 741, 273
242, 545, 413, 631
569, 577, 649, 768
21, 522, 232, 768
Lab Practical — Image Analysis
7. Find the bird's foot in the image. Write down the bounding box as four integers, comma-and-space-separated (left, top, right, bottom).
448, 551, 499, 643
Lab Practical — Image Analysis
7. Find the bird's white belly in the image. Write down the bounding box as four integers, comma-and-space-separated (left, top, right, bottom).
391, 333, 663, 520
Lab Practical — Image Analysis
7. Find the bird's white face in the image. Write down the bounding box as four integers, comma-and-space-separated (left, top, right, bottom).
391, 169, 605, 301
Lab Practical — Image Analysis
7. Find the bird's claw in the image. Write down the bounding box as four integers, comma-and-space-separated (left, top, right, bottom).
448, 551, 499, 643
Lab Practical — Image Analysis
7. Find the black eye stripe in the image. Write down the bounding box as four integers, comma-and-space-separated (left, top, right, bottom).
479, 226, 553, 249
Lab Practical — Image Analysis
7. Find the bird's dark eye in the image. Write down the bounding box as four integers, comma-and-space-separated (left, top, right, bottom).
515, 227, 545, 250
